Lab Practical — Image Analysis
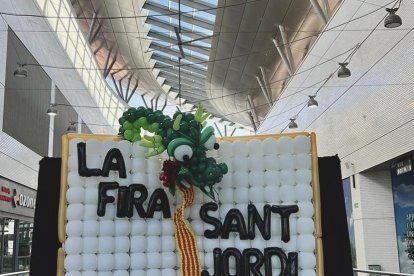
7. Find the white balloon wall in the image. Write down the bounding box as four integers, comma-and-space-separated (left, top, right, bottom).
64, 135, 316, 275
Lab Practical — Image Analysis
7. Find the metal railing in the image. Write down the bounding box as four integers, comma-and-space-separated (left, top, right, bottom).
354, 268, 414, 275
0, 271, 29, 276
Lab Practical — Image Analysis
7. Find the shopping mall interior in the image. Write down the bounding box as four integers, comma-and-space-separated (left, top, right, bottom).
0, 0, 413, 275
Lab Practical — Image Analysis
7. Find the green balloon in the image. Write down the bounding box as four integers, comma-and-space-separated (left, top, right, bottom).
123, 121, 133, 130
123, 129, 133, 140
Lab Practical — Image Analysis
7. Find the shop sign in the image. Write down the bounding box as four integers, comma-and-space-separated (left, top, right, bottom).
0, 185, 35, 209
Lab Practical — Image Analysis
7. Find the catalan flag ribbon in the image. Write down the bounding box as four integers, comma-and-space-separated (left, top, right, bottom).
173, 185, 201, 276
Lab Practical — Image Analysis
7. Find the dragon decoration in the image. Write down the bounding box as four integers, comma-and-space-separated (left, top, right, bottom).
118, 105, 228, 201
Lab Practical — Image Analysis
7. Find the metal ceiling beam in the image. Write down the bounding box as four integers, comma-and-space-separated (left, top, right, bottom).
259, 66, 272, 103
214, 123, 223, 137
124, 74, 133, 103
159, 72, 205, 86
110, 73, 123, 99
143, 2, 215, 31
255, 75, 272, 107
126, 79, 139, 103
309, 0, 328, 24
148, 35, 210, 57
152, 54, 207, 76
168, 0, 216, 15
321, 0, 331, 19
149, 42, 207, 63
146, 17, 212, 43
170, 89, 207, 100
278, 25, 295, 72
161, 65, 206, 80
247, 95, 259, 126
170, 87, 207, 98
88, 12, 102, 43
272, 38, 294, 75
103, 50, 116, 78
165, 79, 204, 90
247, 112, 257, 132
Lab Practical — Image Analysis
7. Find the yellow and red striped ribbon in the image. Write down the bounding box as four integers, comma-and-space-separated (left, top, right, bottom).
173, 185, 201, 276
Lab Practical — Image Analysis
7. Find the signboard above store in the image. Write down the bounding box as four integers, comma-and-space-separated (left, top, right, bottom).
396, 158, 412, 175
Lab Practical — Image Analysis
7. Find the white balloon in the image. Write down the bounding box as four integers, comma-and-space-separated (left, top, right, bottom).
84, 187, 98, 204
299, 269, 316, 276
220, 173, 233, 187
294, 136, 310, 154
233, 157, 248, 171
68, 156, 78, 172
218, 141, 232, 157
161, 269, 176, 276
82, 254, 98, 271
220, 188, 234, 203
99, 220, 115, 236
100, 141, 116, 156
232, 140, 248, 156
147, 157, 162, 173
264, 186, 280, 204
296, 170, 312, 184
262, 138, 278, 154
162, 236, 176, 252
83, 237, 98, 254
236, 239, 251, 251
115, 140, 132, 159
220, 236, 235, 248
84, 178, 99, 189
248, 139, 263, 156
203, 238, 219, 253
233, 171, 248, 187
161, 252, 177, 269
131, 172, 147, 184
264, 155, 279, 171
297, 218, 315, 234
98, 204, 116, 220
131, 158, 146, 173
113, 271, 129, 276
131, 220, 147, 235
297, 234, 315, 252
264, 171, 280, 187
147, 173, 161, 188
298, 202, 314, 218
147, 252, 162, 268
130, 236, 146, 253
67, 187, 85, 204
115, 220, 131, 236
98, 237, 115, 253
66, 220, 83, 237
85, 139, 101, 155
115, 236, 130, 253
130, 253, 147, 269
114, 253, 130, 270
266, 235, 282, 249
67, 171, 84, 187
295, 184, 313, 202
65, 237, 83, 254
278, 137, 294, 154
67, 272, 82, 276
64, 254, 82, 271
191, 220, 204, 236
234, 187, 249, 203
147, 269, 162, 276
146, 219, 161, 236
282, 235, 297, 252
279, 155, 295, 170
249, 171, 265, 187
161, 220, 175, 235
97, 254, 114, 271
280, 185, 296, 203
295, 154, 311, 170
147, 236, 162, 252
251, 238, 266, 251
299, 252, 316, 269
249, 186, 264, 203
67, 204, 84, 221
130, 270, 146, 276
219, 204, 235, 219
132, 141, 148, 157
86, 156, 102, 171
270, 217, 281, 236
83, 204, 97, 221
97, 272, 111, 276
248, 156, 264, 171
280, 170, 296, 186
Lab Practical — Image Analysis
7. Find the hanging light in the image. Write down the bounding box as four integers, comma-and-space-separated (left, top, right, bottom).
14, 63, 27, 78
67, 121, 77, 132
384, 8, 402, 28
47, 103, 58, 116
307, 95, 318, 108
288, 118, 298, 129
337, 62, 351, 78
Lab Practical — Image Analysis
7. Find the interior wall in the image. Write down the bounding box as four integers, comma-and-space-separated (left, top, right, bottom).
53, 87, 78, 157
3, 28, 51, 156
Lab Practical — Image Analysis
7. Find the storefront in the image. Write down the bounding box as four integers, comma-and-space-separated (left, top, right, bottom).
0, 177, 36, 273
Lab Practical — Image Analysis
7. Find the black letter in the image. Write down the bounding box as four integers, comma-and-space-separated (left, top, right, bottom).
287, 252, 298, 276
146, 188, 171, 218
77, 143, 102, 177
222, 209, 248, 239
101, 148, 127, 178
97, 182, 119, 216
243, 248, 264, 276
264, 247, 287, 276
116, 186, 129, 218
248, 204, 271, 240
201, 248, 223, 276
271, 205, 299, 242
128, 184, 148, 218
200, 202, 222, 239
222, 248, 243, 276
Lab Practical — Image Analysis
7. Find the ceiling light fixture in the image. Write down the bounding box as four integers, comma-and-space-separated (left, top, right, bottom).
337, 62, 351, 78
14, 63, 27, 78
67, 121, 77, 132
288, 118, 298, 129
384, 8, 402, 28
47, 103, 58, 116
307, 95, 318, 108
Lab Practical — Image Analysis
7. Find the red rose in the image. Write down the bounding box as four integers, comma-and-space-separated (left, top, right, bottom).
160, 160, 179, 188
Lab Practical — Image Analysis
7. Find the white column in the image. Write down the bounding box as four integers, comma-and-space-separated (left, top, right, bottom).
353, 171, 399, 274
0, 26, 8, 131
77, 114, 82, 134
48, 82, 56, 157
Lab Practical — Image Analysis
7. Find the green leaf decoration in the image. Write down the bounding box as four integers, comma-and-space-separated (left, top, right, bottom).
173, 114, 183, 131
